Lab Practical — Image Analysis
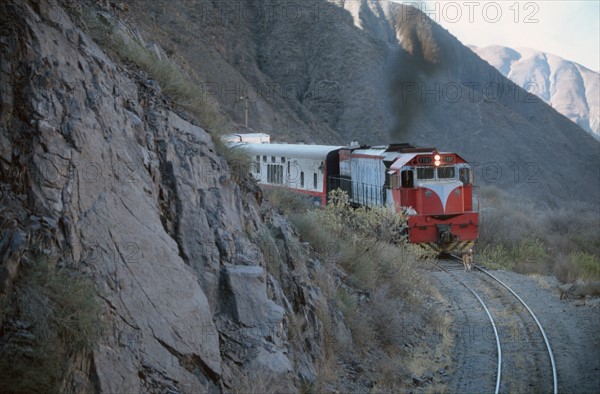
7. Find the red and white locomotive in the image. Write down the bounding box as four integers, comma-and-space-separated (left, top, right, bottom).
226, 134, 479, 254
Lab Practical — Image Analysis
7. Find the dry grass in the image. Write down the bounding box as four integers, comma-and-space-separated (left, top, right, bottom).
212, 138, 252, 183
263, 187, 316, 216
0, 254, 100, 393
310, 299, 341, 392
477, 186, 600, 291
74, 7, 257, 179
554, 252, 600, 284
78, 8, 226, 134
290, 190, 447, 391
253, 228, 284, 280
232, 369, 279, 394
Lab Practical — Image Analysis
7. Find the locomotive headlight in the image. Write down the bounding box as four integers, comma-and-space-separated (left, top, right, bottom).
434, 154, 441, 161
434, 160, 441, 167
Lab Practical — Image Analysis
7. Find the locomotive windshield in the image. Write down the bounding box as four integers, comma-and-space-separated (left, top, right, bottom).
437, 167, 455, 179
417, 167, 434, 180
460, 167, 471, 185
415, 166, 458, 181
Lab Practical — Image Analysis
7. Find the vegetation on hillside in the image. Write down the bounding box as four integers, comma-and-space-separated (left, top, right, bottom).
477, 186, 600, 291
76, 7, 226, 134
0, 253, 100, 393
264, 188, 453, 393
70, 5, 256, 182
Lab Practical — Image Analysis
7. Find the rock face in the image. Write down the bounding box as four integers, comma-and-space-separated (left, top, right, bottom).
0, 1, 326, 392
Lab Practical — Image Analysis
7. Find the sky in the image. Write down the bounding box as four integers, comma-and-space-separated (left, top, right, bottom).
393, 1, 600, 71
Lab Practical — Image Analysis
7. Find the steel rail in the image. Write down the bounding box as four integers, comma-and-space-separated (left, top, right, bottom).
434, 261, 502, 394
474, 264, 558, 394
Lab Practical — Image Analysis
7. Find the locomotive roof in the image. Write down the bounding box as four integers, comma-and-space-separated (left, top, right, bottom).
223, 133, 270, 143
390, 152, 467, 169
235, 143, 344, 160
390, 153, 419, 170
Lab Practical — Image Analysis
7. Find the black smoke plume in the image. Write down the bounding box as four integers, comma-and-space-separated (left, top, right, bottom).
387, 5, 442, 138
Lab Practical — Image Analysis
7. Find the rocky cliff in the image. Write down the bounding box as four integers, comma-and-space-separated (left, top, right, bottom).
0, 1, 330, 392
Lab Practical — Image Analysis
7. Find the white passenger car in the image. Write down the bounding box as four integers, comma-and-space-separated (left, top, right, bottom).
234, 143, 343, 205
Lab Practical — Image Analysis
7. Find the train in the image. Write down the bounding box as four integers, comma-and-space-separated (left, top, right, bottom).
225, 133, 479, 254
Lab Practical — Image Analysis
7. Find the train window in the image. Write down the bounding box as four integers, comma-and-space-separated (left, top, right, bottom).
444, 156, 455, 163
267, 164, 284, 184
263, 155, 267, 162
281, 157, 286, 163
300, 172, 305, 187
417, 167, 434, 180
256, 155, 260, 162
390, 172, 400, 189
438, 166, 455, 179
313, 173, 318, 189
460, 168, 470, 185
419, 157, 432, 164
255, 159, 261, 174
271, 156, 276, 163
401, 170, 414, 187
287, 160, 290, 176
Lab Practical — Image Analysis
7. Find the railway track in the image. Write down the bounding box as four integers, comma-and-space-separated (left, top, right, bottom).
434, 257, 558, 394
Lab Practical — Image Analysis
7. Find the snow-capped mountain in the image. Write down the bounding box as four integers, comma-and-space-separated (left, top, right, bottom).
471, 45, 599, 140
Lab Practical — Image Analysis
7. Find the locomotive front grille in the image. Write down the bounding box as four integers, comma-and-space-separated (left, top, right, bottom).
436, 224, 455, 245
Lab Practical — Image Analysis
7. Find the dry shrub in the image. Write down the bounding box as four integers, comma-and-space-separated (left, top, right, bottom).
290, 213, 343, 264
372, 353, 411, 393
554, 252, 600, 284
479, 238, 548, 275
263, 187, 316, 215
310, 299, 341, 391
77, 6, 227, 133
0, 255, 100, 393
369, 287, 407, 347
478, 186, 539, 248
232, 369, 279, 394
212, 139, 252, 181
291, 190, 445, 390
478, 186, 600, 284
253, 228, 284, 280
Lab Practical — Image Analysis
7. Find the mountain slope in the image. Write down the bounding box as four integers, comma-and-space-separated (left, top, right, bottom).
383, 5, 600, 207
125, 0, 599, 207
472, 45, 599, 140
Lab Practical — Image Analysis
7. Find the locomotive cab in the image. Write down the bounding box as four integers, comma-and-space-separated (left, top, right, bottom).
389, 152, 479, 254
